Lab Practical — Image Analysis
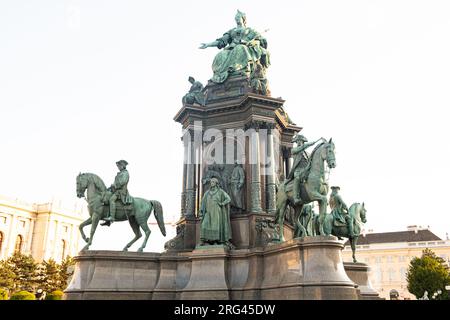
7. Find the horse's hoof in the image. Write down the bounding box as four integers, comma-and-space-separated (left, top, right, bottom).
137, 248, 144, 253
123, 248, 128, 252
82, 245, 89, 251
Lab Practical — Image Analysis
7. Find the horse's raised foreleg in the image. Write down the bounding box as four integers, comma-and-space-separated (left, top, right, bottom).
123, 217, 142, 251
138, 221, 151, 252
79, 217, 92, 244
82, 214, 100, 251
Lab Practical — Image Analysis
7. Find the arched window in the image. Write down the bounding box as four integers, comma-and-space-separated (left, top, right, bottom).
61, 240, 66, 260
0, 231, 4, 254
15, 235, 23, 253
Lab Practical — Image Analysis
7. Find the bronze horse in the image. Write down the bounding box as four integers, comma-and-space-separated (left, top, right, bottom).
76, 173, 166, 252
275, 139, 336, 241
322, 202, 367, 262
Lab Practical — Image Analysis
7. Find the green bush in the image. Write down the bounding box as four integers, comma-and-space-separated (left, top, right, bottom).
9, 291, 36, 300
0, 288, 9, 300
45, 290, 64, 300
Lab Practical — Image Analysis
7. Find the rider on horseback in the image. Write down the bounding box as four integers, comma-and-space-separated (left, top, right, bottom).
329, 186, 353, 237
102, 160, 132, 226
287, 134, 323, 205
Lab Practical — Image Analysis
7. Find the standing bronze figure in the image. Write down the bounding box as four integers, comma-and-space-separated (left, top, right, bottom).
199, 178, 233, 247
230, 162, 245, 211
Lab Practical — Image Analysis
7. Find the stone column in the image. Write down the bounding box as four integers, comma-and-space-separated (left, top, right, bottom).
180, 135, 188, 217
249, 126, 262, 213
283, 146, 292, 177
27, 219, 35, 254
195, 140, 203, 216
185, 131, 196, 217
266, 126, 277, 214
288, 157, 293, 174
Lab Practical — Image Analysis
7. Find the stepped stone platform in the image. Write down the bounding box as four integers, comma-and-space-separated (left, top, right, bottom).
64, 236, 379, 300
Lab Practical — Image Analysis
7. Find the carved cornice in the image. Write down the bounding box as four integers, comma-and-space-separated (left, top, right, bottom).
174, 94, 285, 125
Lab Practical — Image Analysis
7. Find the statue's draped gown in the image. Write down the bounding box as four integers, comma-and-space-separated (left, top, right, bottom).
212, 26, 270, 83
200, 187, 232, 243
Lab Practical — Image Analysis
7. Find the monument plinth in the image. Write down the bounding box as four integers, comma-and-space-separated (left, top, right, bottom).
343, 262, 382, 300
65, 237, 361, 300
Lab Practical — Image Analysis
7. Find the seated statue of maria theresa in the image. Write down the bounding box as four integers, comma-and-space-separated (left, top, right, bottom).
200, 10, 270, 84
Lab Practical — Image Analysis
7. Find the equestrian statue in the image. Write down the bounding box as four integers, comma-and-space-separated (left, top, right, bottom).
76, 160, 166, 252
275, 136, 336, 241
321, 201, 367, 262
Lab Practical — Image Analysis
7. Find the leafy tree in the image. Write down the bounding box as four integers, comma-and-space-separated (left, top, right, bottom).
0, 259, 15, 290
58, 256, 75, 291
36, 256, 75, 293
36, 259, 60, 293
407, 248, 450, 300
0, 253, 75, 295
3, 252, 39, 293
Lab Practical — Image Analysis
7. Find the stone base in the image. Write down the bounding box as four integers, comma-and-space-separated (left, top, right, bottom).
65, 237, 360, 300
343, 262, 383, 300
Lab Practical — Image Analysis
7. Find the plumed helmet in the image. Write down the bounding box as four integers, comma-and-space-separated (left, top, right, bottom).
331, 186, 340, 191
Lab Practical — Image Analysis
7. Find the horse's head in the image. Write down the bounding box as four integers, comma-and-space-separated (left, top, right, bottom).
323, 138, 336, 169
76, 173, 88, 198
360, 202, 367, 223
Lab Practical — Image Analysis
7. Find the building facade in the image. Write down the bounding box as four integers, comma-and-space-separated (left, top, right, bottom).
342, 225, 450, 300
0, 195, 86, 262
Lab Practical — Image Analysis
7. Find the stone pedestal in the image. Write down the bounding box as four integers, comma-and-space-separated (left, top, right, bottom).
64, 250, 160, 300
344, 262, 382, 300
179, 246, 230, 300
65, 237, 362, 300
260, 236, 358, 300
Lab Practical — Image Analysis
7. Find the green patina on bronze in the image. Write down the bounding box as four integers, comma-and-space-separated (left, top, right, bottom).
76, 170, 166, 252
102, 160, 132, 225
287, 135, 325, 206
329, 186, 352, 236
200, 10, 270, 84
182, 76, 205, 106
322, 202, 367, 263
230, 162, 245, 211
275, 138, 336, 241
199, 178, 233, 248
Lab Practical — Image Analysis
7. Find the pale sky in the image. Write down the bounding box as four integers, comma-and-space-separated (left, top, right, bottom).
1, 0, 449, 251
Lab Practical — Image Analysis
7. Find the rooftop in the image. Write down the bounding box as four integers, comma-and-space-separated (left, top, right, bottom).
346, 228, 442, 245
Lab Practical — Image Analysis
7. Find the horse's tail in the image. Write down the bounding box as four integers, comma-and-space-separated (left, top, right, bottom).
150, 200, 166, 236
